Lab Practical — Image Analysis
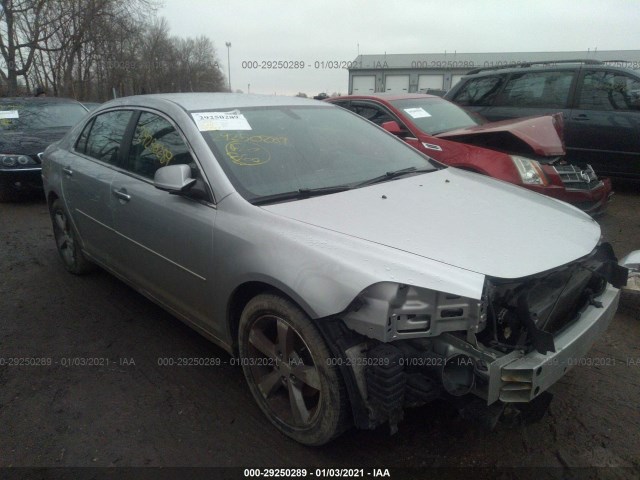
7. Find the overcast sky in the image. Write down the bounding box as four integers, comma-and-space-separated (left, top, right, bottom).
159, 0, 640, 96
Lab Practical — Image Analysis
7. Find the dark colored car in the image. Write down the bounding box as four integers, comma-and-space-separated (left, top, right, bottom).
445, 60, 640, 180
327, 94, 612, 215
0, 97, 88, 201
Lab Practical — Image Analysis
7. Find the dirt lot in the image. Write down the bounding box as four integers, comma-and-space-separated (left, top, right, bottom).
0, 184, 639, 477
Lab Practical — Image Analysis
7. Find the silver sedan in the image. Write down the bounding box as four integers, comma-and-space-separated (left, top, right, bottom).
42, 93, 634, 445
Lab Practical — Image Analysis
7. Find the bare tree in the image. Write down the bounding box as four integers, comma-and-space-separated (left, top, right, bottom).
0, 0, 65, 95
1, 0, 227, 100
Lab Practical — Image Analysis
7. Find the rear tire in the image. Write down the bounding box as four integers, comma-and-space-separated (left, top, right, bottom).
238, 294, 350, 445
50, 199, 94, 274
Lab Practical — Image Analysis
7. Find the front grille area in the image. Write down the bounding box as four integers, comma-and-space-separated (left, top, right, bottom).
554, 164, 602, 190
479, 243, 621, 354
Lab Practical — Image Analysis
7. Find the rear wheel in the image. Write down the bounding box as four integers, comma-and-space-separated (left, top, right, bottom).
50, 199, 94, 274
238, 294, 350, 445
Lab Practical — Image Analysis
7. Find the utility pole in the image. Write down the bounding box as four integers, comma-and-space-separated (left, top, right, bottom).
225, 42, 232, 92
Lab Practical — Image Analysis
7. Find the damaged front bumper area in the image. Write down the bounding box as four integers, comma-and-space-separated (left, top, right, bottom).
485, 283, 619, 403
320, 243, 628, 430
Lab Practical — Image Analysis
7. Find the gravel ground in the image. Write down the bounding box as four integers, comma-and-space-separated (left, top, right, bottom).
0, 183, 638, 478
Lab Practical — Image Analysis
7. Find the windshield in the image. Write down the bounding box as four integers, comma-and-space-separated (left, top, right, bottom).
196, 105, 440, 203
0, 101, 88, 130
389, 97, 483, 135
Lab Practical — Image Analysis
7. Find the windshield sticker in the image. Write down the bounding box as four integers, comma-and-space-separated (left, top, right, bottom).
403, 107, 431, 119
192, 110, 252, 131
0, 110, 19, 119
225, 141, 270, 166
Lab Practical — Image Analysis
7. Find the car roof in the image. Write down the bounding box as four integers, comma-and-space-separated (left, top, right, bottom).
463, 63, 639, 77
100, 93, 328, 111
330, 93, 440, 102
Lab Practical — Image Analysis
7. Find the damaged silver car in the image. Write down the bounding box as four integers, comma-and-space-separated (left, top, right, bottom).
41, 93, 635, 445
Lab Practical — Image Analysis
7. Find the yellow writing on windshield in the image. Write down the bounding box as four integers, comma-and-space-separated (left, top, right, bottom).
216, 132, 288, 145
226, 141, 271, 166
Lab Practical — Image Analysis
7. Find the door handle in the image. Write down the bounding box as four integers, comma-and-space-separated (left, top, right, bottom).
113, 189, 131, 202
62, 166, 73, 176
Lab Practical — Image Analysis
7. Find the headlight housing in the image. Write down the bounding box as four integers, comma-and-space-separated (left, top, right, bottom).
511, 155, 548, 186
0, 155, 37, 167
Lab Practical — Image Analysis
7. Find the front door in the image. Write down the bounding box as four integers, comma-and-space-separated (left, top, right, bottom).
109, 111, 219, 335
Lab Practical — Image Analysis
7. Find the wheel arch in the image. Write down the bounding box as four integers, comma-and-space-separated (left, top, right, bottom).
47, 190, 59, 208
226, 280, 318, 355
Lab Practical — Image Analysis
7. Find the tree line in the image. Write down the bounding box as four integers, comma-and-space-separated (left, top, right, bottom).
0, 0, 227, 100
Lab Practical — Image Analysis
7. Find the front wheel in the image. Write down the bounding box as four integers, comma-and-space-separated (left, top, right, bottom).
238, 294, 350, 445
50, 199, 94, 274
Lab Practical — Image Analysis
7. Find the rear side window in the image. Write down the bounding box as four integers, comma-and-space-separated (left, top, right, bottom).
452, 76, 506, 106
127, 112, 195, 179
578, 70, 640, 111
494, 70, 574, 108
81, 111, 133, 164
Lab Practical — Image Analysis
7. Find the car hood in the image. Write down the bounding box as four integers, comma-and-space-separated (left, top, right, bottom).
0, 127, 70, 156
435, 115, 564, 157
262, 168, 600, 280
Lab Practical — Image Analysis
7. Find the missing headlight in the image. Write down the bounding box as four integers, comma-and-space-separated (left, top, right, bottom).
342, 282, 484, 342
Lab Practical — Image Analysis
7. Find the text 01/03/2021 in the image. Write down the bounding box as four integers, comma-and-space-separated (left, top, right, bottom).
240, 60, 362, 70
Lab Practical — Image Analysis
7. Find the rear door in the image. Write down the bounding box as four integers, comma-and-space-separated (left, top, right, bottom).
566, 68, 640, 177
62, 110, 134, 264
109, 110, 219, 334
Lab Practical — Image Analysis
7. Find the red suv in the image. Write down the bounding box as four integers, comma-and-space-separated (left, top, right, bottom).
327, 94, 612, 215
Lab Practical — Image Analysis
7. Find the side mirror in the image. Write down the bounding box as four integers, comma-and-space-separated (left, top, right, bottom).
381, 120, 403, 135
154, 164, 196, 193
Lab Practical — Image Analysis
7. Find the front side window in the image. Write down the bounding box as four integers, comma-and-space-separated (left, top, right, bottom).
452, 76, 506, 106
495, 70, 574, 108
196, 105, 440, 203
83, 110, 133, 165
578, 70, 640, 111
127, 112, 195, 178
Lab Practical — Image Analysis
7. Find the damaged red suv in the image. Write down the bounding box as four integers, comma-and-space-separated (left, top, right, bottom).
327, 94, 612, 215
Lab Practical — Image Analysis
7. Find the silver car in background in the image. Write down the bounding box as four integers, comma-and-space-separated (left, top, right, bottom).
42, 93, 633, 445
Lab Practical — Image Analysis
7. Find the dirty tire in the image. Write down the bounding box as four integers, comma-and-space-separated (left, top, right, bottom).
238, 294, 350, 446
50, 199, 94, 274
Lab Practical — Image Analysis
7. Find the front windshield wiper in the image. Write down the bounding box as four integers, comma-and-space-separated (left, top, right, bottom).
297, 185, 353, 196
251, 185, 352, 205
355, 166, 434, 187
